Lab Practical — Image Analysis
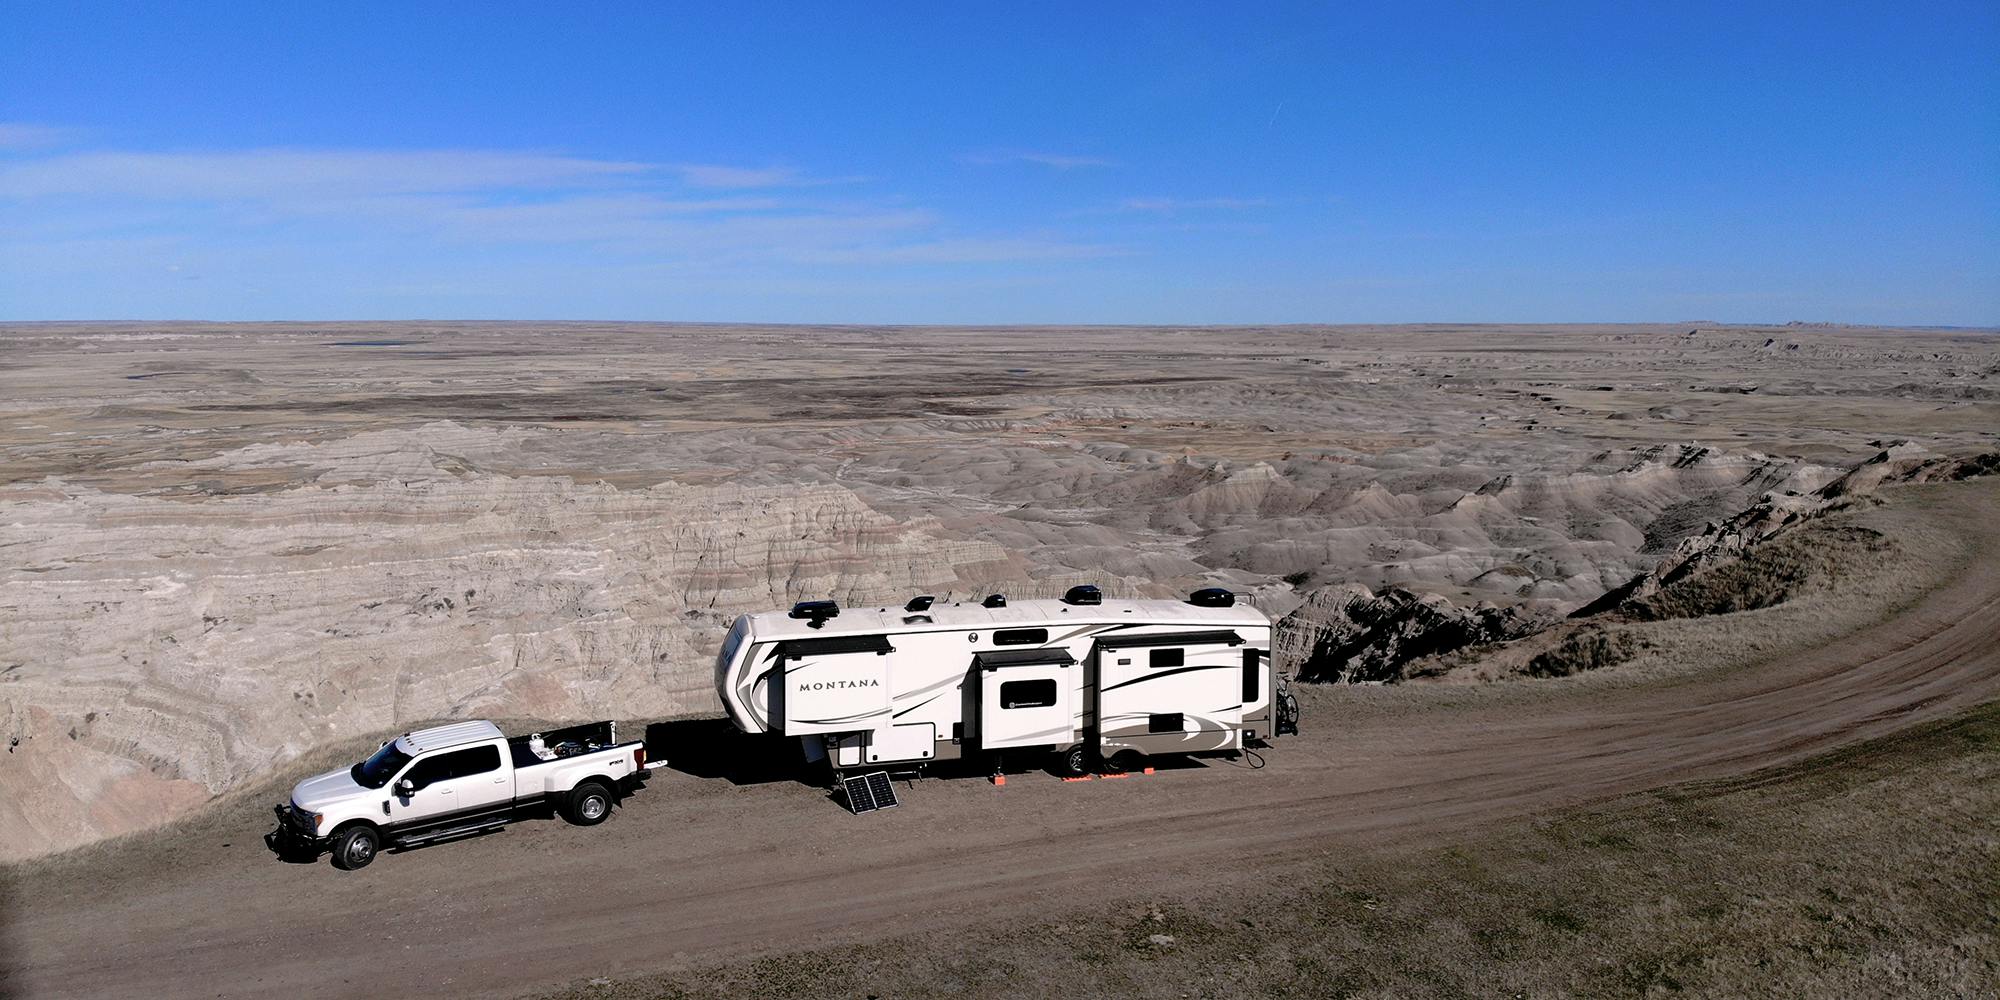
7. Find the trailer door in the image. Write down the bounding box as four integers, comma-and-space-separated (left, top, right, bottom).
975, 648, 1078, 750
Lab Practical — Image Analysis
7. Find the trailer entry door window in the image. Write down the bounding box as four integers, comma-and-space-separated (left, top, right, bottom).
993, 628, 1049, 646
1149, 647, 1184, 668
999, 679, 1057, 709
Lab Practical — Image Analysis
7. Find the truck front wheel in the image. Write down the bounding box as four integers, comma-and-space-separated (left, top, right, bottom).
563, 782, 613, 826
329, 825, 380, 870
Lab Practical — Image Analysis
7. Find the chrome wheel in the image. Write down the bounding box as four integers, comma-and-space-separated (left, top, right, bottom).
580, 792, 608, 821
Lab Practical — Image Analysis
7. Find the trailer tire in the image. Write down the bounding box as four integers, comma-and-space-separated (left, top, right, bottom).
329, 824, 380, 871
563, 781, 613, 826
1057, 745, 1091, 777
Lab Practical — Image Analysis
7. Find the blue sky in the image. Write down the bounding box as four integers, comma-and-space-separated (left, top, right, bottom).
2, 3, 1995, 324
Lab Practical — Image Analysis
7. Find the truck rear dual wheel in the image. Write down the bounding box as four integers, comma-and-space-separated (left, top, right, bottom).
329, 825, 380, 871
562, 782, 614, 826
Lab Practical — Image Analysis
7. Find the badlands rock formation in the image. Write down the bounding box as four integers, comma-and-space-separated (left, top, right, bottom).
1, 322, 1994, 860
1274, 443, 1997, 686
1576, 442, 1997, 618
1274, 584, 1553, 683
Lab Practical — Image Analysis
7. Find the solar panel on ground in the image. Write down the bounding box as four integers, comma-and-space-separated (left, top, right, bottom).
842, 772, 877, 813
842, 770, 899, 815
865, 771, 898, 811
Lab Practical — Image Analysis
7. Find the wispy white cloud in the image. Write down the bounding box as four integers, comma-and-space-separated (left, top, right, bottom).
0, 137, 1139, 319
959, 150, 1116, 170
0, 149, 650, 200
670, 163, 805, 188
0, 123, 81, 150
1116, 196, 1270, 212
789, 237, 1125, 265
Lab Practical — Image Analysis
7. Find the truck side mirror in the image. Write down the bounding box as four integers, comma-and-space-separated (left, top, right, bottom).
396, 778, 416, 797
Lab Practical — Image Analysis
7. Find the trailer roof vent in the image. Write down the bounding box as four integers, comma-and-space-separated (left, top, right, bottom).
1062, 584, 1103, 606
905, 595, 935, 613
1187, 587, 1236, 608
788, 600, 840, 628
982, 593, 1008, 608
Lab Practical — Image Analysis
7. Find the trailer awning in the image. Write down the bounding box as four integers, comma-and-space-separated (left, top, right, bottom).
777, 634, 895, 659
974, 648, 1077, 670
1091, 629, 1244, 651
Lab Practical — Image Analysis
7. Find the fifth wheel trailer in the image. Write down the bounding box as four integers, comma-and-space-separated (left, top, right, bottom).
713, 585, 1296, 777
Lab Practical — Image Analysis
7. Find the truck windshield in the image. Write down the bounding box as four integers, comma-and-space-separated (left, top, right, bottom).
351, 741, 414, 789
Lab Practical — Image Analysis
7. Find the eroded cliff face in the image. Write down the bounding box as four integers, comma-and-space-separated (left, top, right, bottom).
1274, 445, 1999, 687
0, 428, 1027, 860
1274, 585, 1554, 684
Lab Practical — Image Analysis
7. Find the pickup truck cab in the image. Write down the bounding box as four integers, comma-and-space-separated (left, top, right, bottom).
268, 720, 650, 870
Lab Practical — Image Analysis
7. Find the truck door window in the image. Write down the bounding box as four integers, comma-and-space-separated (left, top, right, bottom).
999, 679, 1057, 709
451, 744, 501, 777
404, 745, 501, 788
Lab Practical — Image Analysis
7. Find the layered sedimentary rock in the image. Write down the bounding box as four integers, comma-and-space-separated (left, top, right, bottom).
0, 432, 1022, 860
1273, 584, 1553, 683
1277, 445, 1998, 686
1575, 443, 1997, 618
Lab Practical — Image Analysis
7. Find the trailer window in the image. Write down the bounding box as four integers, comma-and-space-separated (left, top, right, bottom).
999, 679, 1057, 709
716, 617, 749, 675
1243, 648, 1262, 702
993, 628, 1048, 646
1149, 712, 1184, 733
1149, 647, 1184, 668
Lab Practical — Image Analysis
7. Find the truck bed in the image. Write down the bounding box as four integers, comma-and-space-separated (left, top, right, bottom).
507, 721, 620, 770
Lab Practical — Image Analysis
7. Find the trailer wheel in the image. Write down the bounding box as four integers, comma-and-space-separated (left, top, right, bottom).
1057, 745, 1091, 777
563, 782, 613, 826
329, 825, 380, 871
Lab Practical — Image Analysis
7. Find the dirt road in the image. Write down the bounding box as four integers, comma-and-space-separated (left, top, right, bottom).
5, 486, 1998, 1000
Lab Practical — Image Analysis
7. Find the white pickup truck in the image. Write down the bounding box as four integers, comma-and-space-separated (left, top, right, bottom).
267, 719, 652, 870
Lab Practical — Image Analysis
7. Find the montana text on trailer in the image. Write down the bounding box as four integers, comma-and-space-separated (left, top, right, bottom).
714, 586, 1302, 781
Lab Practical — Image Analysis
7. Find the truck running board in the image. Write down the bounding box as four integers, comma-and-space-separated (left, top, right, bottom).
391, 817, 510, 848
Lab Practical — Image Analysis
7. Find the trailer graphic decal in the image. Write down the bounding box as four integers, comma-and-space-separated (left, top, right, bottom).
1098, 664, 1233, 693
